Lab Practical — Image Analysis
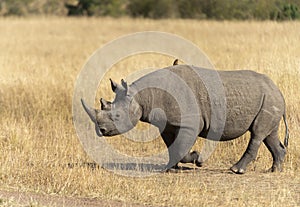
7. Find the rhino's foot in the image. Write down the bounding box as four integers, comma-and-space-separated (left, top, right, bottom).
230, 165, 246, 174
172, 163, 180, 170
195, 160, 203, 167
194, 151, 203, 167
165, 163, 183, 173
180, 151, 203, 167
267, 164, 283, 173
190, 150, 203, 167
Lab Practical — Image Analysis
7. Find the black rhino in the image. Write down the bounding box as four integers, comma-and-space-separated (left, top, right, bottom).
81, 62, 289, 174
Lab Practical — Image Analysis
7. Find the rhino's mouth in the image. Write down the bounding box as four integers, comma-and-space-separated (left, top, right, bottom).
95, 125, 103, 137
99, 127, 120, 137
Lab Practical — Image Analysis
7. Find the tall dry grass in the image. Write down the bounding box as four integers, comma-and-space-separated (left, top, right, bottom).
0, 17, 299, 206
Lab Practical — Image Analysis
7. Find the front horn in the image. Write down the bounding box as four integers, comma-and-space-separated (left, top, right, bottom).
81, 99, 97, 123
81, 99, 103, 137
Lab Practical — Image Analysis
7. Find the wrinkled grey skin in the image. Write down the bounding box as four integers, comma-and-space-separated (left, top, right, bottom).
81, 64, 289, 174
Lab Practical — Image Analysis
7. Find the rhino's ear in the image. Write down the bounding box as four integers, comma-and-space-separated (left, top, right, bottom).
110, 78, 126, 93
110, 78, 118, 92
121, 79, 128, 92
173, 59, 179, 65
100, 98, 111, 110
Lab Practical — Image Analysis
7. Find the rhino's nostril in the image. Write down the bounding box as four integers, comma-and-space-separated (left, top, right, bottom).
99, 127, 106, 133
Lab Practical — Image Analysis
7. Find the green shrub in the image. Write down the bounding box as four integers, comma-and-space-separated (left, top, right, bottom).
3, 0, 34, 16
0, 0, 66, 16
0, 0, 300, 20
65, 0, 125, 17
177, 0, 205, 19
127, 0, 177, 19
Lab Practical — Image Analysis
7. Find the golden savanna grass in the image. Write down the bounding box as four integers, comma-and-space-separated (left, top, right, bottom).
0, 17, 300, 206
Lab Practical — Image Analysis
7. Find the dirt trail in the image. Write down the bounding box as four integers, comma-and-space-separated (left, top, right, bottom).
0, 190, 152, 207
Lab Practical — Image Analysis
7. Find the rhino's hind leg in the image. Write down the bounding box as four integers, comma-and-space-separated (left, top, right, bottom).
230, 134, 263, 174
231, 102, 284, 174
180, 151, 203, 167
263, 128, 286, 172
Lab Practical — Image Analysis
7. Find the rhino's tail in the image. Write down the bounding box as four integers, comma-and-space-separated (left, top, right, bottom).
283, 112, 289, 147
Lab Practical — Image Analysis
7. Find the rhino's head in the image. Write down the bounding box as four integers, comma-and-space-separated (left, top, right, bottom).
81, 79, 142, 137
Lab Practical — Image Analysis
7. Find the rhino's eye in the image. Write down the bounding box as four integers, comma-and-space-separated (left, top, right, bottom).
112, 114, 120, 121
109, 112, 120, 121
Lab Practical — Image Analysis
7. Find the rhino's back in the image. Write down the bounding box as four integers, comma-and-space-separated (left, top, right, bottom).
132, 66, 285, 140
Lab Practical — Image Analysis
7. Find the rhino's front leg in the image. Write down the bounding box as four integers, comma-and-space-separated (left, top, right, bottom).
161, 127, 198, 170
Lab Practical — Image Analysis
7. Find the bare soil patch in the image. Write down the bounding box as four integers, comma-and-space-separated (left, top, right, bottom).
0, 190, 154, 207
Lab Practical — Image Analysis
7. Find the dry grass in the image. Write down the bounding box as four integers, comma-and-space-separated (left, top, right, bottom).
0, 17, 299, 206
